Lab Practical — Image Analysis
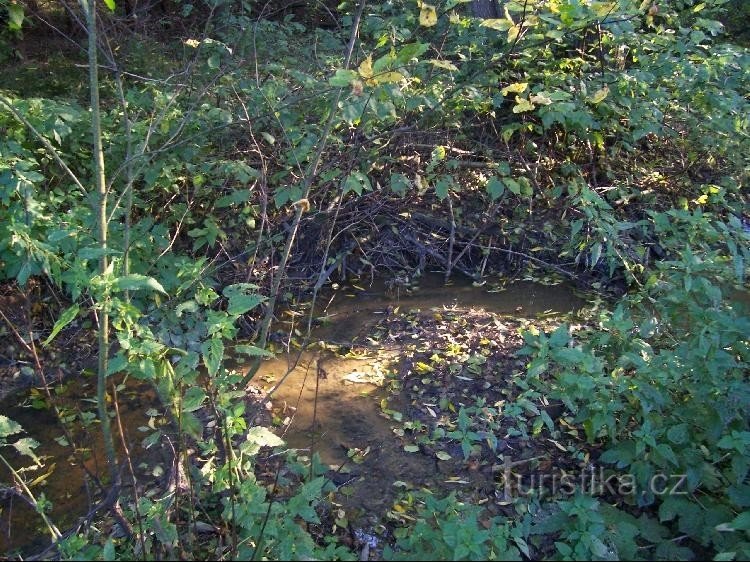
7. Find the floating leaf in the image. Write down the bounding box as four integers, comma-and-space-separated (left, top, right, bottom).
436, 451, 452, 461
404, 445, 419, 453
419, 3, 438, 27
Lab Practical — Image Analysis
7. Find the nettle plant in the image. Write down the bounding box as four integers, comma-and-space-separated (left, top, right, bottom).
518, 213, 750, 559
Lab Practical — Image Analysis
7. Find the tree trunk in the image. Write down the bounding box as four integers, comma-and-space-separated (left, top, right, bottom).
471, 0, 500, 19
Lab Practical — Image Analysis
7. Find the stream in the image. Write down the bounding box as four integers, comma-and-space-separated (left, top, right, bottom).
0, 274, 585, 555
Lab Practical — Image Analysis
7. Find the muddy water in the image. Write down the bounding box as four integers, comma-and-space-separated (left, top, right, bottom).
0, 377, 164, 555
0, 274, 585, 554
245, 274, 585, 516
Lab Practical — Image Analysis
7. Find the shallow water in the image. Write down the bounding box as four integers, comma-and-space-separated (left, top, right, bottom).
243, 274, 585, 518
0, 274, 585, 555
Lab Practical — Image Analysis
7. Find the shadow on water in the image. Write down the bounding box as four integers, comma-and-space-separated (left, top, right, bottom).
0, 378, 163, 556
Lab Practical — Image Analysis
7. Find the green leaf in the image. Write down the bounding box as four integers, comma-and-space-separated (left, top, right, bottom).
527, 359, 548, 378
396, 43, 430, 64
182, 387, 206, 413
103, 538, 115, 561
103, 0, 116, 12
223, 284, 265, 316
486, 177, 505, 200
0, 415, 23, 439
43, 303, 80, 346
588, 86, 609, 105
427, 59, 458, 71
667, 424, 689, 445
13, 437, 40, 462
549, 324, 570, 347
201, 338, 224, 377
329, 69, 359, 87
404, 445, 419, 453
235, 344, 274, 358
590, 242, 602, 268
435, 175, 454, 200
727, 512, 750, 531
113, 275, 168, 295
207, 54, 220, 69
343, 171, 371, 195
390, 173, 411, 196
373, 71, 404, 84
215, 189, 251, 208
505, 178, 521, 195
7, 3, 24, 30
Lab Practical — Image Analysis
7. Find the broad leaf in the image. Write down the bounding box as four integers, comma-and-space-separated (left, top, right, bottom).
201, 338, 224, 377
113, 275, 167, 295
43, 303, 80, 346
0, 415, 23, 439
419, 4, 438, 27
223, 284, 265, 316
235, 344, 273, 358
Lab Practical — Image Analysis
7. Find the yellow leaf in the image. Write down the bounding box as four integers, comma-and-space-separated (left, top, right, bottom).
507, 24, 521, 43
530, 93, 553, 105
589, 86, 609, 104
358, 55, 373, 81
512, 96, 535, 113
374, 71, 404, 84
415, 361, 434, 374
419, 3, 438, 27
501, 82, 528, 96
428, 59, 458, 71
479, 18, 513, 31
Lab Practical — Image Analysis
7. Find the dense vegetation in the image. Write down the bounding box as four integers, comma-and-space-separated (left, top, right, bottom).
0, 0, 748, 559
